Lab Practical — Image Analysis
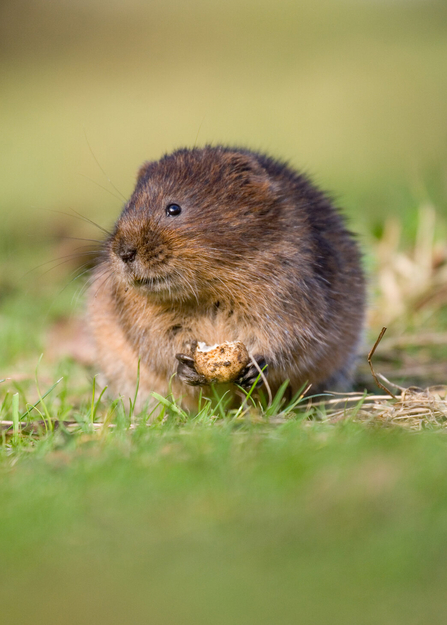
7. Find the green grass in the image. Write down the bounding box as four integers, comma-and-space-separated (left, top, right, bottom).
1, 361, 447, 623
3, 408, 447, 624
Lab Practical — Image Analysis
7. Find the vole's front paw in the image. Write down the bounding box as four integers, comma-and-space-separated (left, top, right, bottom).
235, 355, 268, 389
175, 353, 208, 386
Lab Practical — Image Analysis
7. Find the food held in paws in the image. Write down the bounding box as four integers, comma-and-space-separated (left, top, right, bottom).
193, 341, 250, 384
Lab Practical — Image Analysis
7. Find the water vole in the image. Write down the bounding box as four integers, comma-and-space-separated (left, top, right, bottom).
88, 146, 365, 409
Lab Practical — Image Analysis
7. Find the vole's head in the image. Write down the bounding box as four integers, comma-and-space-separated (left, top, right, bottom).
107, 146, 281, 302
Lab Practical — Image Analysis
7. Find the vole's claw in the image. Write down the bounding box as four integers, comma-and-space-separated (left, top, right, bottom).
175, 353, 195, 365
175, 353, 208, 386
236, 356, 268, 389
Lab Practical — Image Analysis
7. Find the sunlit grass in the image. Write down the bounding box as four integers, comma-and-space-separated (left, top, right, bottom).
2, 378, 447, 624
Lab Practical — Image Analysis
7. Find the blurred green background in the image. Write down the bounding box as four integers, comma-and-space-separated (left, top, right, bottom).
2, 1, 447, 624
2, 0, 447, 235
1, 0, 447, 367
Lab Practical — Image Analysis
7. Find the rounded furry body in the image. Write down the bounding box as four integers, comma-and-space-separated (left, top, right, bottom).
88, 146, 365, 409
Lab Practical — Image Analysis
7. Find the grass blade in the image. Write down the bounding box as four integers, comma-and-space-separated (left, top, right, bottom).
12, 393, 20, 445
22, 377, 63, 421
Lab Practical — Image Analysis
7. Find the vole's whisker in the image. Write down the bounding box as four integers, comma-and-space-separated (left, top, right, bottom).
79, 173, 125, 204
36, 206, 112, 237
67, 207, 112, 237
68, 267, 98, 305
71, 266, 102, 307
64, 236, 104, 244
24, 250, 99, 280
83, 129, 128, 202
42, 262, 99, 322
178, 272, 200, 305
87, 267, 110, 288
93, 271, 113, 299
64, 263, 97, 287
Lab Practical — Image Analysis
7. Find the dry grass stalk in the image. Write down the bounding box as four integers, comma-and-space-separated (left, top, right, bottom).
322, 385, 447, 431
1, 384, 447, 432
370, 204, 447, 327
367, 326, 396, 398
316, 326, 447, 429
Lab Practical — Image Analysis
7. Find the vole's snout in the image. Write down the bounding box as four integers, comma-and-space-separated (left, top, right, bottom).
112, 225, 174, 291
118, 247, 137, 264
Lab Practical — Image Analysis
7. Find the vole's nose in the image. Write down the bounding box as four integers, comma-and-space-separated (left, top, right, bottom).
118, 247, 137, 263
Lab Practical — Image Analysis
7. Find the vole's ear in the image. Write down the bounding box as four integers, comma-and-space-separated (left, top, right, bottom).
226, 153, 264, 178
136, 161, 155, 183
226, 153, 280, 202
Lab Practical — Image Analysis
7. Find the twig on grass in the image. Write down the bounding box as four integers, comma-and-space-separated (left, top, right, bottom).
368, 327, 396, 399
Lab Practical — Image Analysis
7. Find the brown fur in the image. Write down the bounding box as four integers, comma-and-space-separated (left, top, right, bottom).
88, 146, 365, 409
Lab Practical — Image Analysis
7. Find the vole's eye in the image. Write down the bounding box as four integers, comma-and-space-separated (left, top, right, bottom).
166, 203, 182, 217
